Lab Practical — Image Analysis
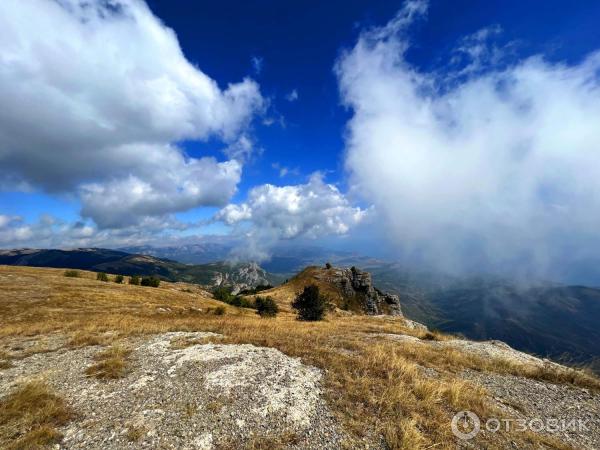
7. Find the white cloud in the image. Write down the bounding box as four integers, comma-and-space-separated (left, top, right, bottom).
251, 56, 264, 75
285, 89, 299, 102
0, 214, 192, 250
0, 0, 263, 228
271, 162, 299, 178
0, 215, 18, 228
215, 174, 368, 260
336, 0, 600, 275
79, 154, 241, 228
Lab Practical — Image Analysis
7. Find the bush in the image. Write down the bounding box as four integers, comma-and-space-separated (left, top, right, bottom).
212, 286, 234, 302
238, 284, 273, 295
129, 275, 140, 285
140, 276, 160, 287
292, 284, 326, 321
325, 262, 332, 269
64, 270, 79, 278
213, 306, 226, 315
229, 296, 254, 308
255, 296, 278, 318
213, 287, 255, 308
96, 272, 109, 282
114, 274, 124, 284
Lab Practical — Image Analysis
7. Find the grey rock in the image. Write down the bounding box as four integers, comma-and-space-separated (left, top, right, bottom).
318, 266, 402, 316
210, 262, 271, 294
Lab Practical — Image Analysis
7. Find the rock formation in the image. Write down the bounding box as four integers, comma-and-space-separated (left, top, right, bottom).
211, 262, 271, 294
316, 265, 402, 316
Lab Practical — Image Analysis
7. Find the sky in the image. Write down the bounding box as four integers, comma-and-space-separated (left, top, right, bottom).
1, 0, 600, 282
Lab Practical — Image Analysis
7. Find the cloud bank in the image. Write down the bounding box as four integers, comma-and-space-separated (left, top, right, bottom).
337, 0, 600, 277
215, 174, 368, 261
0, 0, 263, 228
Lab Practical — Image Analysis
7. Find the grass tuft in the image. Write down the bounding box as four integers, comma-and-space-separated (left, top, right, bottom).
67, 330, 110, 348
85, 344, 131, 379
0, 380, 72, 449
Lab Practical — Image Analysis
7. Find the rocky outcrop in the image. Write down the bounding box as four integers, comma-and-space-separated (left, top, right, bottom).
317, 266, 402, 316
211, 262, 271, 294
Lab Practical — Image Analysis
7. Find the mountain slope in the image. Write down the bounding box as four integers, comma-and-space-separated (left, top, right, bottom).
0, 248, 277, 292
426, 283, 600, 368
369, 265, 600, 370
246, 265, 402, 315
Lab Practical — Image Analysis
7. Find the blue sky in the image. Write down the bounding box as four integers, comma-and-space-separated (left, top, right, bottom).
2, 0, 600, 281
149, 0, 600, 195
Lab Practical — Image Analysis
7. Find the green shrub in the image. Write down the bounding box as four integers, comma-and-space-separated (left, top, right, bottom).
213, 306, 226, 315
129, 275, 140, 285
230, 296, 255, 308
238, 284, 274, 295
292, 284, 326, 321
325, 262, 332, 269
212, 287, 255, 308
96, 272, 109, 282
140, 276, 160, 287
255, 296, 278, 318
114, 274, 124, 284
212, 286, 234, 302
64, 270, 79, 278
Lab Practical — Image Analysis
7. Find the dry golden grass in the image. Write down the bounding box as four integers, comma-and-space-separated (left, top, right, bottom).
0, 265, 594, 449
182, 401, 197, 418
125, 424, 147, 442
0, 380, 73, 449
0, 349, 13, 369
390, 339, 600, 391
85, 344, 131, 379
216, 431, 301, 450
67, 330, 112, 348
170, 335, 217, 349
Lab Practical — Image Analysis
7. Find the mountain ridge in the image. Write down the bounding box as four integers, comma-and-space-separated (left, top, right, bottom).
0, 248, 279, 293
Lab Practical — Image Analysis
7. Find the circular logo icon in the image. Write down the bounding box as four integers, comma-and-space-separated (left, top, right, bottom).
451, 411, 481, 440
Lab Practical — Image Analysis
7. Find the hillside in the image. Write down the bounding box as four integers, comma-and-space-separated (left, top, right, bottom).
0, 248, 279, 293
245, 265, 402, 315
1, 265, 599, 449
368, 266, 600, 371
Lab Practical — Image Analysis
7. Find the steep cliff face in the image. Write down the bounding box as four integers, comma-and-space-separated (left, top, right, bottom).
315, 266, 403, 316
209, 262, 272, 294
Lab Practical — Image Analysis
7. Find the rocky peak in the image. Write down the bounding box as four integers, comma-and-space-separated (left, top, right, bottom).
316, 265, 402, 316
211, 262, 271, 294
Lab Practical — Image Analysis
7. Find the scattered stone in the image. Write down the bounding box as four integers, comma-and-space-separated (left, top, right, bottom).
0, 332, 352, 449
462, 369, 600, 450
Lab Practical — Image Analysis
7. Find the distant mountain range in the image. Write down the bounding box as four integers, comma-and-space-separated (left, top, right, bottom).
0, 248, 280, 292
122, 243, 234, 265
121, 243, 382, 275
369, 264, 600, 371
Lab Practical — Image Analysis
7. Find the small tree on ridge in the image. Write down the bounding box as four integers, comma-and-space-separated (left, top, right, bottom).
292, 284, 326, 321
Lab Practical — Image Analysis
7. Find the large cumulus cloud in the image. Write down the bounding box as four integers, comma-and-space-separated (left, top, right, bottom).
215, 174, 368, 261
336, 0, 600, 277
0, 0, 263, 228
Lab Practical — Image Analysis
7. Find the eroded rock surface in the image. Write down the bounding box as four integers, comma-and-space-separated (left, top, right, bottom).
462, 370, 600, 450
0, 332, 350, 449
